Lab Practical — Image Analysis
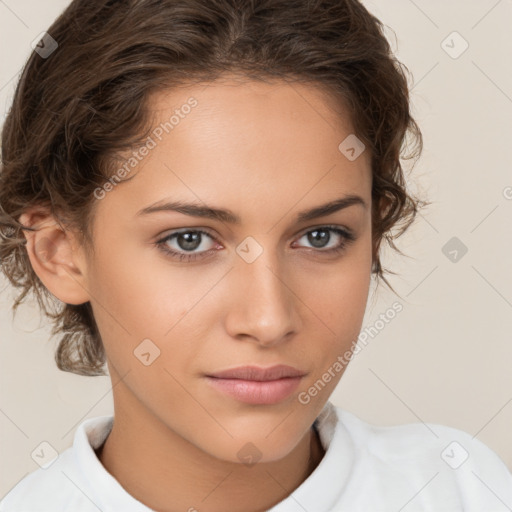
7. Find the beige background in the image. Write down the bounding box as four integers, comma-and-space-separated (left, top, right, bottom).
1, 0, 512, 499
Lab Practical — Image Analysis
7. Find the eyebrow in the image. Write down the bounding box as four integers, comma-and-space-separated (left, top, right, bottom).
136, 195, 367, 224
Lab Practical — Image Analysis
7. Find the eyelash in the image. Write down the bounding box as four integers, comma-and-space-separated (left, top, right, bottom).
155, 225, 357, 263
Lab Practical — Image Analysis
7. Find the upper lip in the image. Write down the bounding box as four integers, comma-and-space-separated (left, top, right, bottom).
206, 365, 306, 381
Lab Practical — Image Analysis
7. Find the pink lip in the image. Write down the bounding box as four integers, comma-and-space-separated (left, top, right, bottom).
205, 365, 306, 405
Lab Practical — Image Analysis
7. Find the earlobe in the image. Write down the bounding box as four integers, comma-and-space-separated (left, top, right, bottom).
19, 209, 90, 306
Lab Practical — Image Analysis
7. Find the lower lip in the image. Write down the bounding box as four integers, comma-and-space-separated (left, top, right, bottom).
205, 376, 303, 405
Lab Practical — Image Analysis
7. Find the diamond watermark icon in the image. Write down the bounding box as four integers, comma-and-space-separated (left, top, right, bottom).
442, 237, 468, 263
237, 442, 263, 467
441, 441, 469, 469
441, 31, 469, 60
338, 134, 366, 161
236, 236, 263, 264
134, 338, 161, 366
31, 32, 58, 59
31, 441, 59, 469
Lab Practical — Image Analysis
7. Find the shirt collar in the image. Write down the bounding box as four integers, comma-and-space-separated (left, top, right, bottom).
269, 401, 355, 512
72, 401, 353, 512
72, 415, 154, 511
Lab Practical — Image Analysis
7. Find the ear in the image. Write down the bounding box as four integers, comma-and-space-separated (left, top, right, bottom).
19, 208, 90, 305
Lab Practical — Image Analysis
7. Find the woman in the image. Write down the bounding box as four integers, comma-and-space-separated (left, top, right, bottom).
1, 0, 511, 510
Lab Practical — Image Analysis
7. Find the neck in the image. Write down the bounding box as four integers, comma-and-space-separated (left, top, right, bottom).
95, 408, 325, 512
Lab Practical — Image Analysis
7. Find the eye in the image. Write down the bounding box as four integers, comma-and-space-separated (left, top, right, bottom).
293, 226, 356, 254
155, 229, 218, 262
155, 225, 357, 262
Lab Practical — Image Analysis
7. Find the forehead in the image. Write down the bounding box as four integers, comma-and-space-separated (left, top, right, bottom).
148, 76, 358, 154
95, 77, 371, 225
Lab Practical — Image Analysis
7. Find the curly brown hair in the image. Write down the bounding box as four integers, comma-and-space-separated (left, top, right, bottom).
0, 0, 426, 377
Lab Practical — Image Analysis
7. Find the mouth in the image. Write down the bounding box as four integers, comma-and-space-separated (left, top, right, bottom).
205, 365, 306, 405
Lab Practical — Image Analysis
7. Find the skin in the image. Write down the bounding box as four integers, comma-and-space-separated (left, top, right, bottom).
20, 75, 373, 512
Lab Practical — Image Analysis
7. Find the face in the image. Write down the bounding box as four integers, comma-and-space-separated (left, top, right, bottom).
81, 76, 373, 463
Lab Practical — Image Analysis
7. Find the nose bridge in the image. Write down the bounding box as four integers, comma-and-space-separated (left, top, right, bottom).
225, 237, 300, 345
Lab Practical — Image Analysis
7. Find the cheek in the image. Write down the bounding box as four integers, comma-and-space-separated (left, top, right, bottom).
86, 239, 184, 333
295, 266, 371, 407
298, 244, 372, 374
309, 245, 372, 334
86, 245, 219, 386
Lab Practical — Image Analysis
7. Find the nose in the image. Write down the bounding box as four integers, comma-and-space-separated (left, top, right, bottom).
223, 245, 301, 347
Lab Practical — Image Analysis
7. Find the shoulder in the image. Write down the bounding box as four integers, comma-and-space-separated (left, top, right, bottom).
336, 406, 503, 466
0, 415, 115, 512
0, 448, 86, 511
330, 405, 512, 510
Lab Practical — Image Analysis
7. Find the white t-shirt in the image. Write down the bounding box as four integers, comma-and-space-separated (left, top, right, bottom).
2, 401, 512, 511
